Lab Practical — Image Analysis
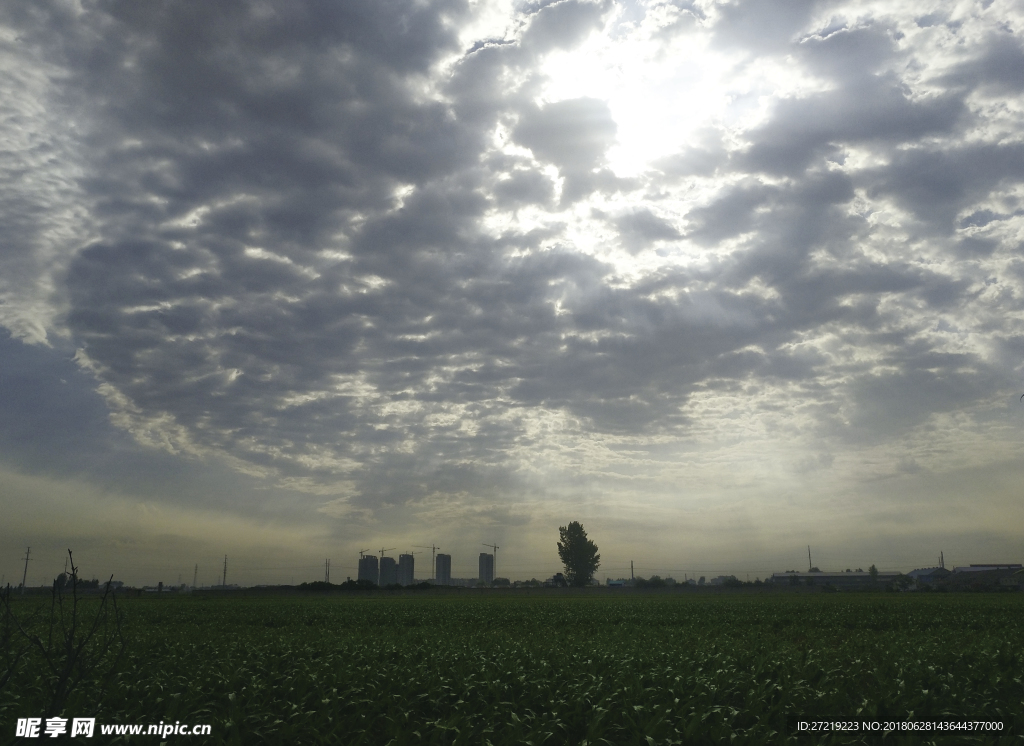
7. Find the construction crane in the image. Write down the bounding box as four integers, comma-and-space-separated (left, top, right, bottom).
358, 549, 371, 558
414, 545, 440, 581
482, 543, 500, 579
378, 547, 396, 559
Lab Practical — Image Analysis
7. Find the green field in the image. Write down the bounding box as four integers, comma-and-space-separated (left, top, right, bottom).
2, 591, 1023, 744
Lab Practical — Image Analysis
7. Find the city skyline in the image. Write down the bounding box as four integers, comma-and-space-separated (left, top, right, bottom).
1, 541, 984, 591
3, 0, 1024, 587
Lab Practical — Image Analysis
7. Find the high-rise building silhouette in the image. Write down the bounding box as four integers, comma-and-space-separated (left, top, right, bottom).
358, 555, 379, 585
478, 553, 494, 585
398, 554, 415, 586
436, 553, 452, 586
379, 556, 398, 586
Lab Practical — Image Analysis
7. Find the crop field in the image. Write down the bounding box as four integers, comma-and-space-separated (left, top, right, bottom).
2, 591, 1023, 744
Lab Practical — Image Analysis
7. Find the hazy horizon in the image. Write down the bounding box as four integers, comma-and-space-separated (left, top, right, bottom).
3, 0, 1024, 589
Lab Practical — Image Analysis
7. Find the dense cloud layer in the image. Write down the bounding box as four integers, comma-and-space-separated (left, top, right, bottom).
3, 0, 1024, 542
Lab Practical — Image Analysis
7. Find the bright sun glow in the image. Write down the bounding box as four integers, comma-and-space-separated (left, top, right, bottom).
534, 3, 835, 178
537, 6, 735, 176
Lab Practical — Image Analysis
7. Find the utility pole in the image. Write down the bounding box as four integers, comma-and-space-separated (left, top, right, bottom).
222, 555, 227, 588
940, 551, 944, 569
483, 543, 499, 579
193, 564, 198, 590
325, 559, 331, 583
808, 546, 812, 571
631, 560, 634, 580
21, 547, 31, 595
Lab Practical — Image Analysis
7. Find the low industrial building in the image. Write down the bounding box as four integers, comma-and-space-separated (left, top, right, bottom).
951, 564, 1022, 573
907, 567, 951, 586
946, 564, 1023, 591
769, 571, 902, 588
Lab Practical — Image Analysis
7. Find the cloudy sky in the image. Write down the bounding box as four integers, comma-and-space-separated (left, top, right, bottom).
3, 0, 1024, 587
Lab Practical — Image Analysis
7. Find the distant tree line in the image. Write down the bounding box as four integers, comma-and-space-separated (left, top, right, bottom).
53, 573, 100, 590
297, 579, 436, 592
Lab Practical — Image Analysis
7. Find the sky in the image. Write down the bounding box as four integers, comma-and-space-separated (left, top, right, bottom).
2, 0, 1024, 587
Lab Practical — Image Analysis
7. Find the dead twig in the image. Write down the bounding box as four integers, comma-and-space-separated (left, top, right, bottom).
3, 550, 128, 717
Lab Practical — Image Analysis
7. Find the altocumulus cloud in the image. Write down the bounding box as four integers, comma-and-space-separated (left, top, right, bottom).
2, 0, 1024, 574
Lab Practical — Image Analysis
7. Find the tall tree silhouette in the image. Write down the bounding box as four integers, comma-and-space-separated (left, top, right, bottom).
557, 522, 600, 588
